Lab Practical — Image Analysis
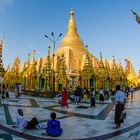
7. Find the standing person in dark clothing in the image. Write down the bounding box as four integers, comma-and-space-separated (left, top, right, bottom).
90, 88, 96, 107
5, 84, 9, 99
78, 86, 82, 103
99, 88, 104, 103
113, 85, 126, 129
2, 84, 6, 99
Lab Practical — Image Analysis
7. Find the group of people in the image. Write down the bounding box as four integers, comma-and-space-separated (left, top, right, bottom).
0, 84, 9, 99
13, 109, 63, 137
3, 82, 135, 137
60, 86, 109, 108
60, 84, 135, 130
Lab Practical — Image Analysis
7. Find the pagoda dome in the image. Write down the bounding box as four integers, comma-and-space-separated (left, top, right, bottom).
57, 10, 86, 54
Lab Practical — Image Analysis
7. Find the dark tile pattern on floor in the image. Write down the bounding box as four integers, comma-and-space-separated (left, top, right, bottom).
0, 133, 13, 140
3, 105, 15, 125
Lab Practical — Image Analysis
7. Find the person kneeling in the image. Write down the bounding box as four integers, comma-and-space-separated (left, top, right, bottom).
42, 112, 63, 137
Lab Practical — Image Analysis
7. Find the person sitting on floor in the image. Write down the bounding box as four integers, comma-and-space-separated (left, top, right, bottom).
13, 109, 28, 133
13, 109, 39, 133
42, 112, 63, 137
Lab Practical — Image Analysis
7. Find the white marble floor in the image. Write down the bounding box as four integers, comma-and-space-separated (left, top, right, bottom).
0, 90, 140, 140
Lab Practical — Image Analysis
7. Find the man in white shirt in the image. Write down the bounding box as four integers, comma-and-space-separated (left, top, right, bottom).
13, 109, 28, 133
113, 85, 126, 129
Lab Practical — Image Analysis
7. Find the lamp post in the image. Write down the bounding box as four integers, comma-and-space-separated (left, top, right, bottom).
44, 32, 62, 94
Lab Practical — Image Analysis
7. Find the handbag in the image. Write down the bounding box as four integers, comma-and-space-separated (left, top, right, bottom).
121, 111, 127, 120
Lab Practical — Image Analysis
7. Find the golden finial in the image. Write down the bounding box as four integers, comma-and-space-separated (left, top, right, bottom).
100, 52, 102, 61
113, 55, 115, 61
68, 9, 76, 30
119, 59, 121, 64
28, 53, 30, 64
33, 50, 36, 58
70, 9, 74, 15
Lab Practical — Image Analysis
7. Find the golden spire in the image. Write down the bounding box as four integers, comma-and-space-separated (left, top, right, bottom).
128, 58, 136, 76
100, 52, 102, 61
60, 9, 84, 48
68, 10, 77, 31
32, 50, 36, 63
99, 52, 104, 68
118, 59, 124, 73
84, 45, 91, 66
28, 53, 30, 65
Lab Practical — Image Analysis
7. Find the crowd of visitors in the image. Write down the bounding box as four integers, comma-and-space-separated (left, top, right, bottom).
0, 82, 136, 137
57, 84, 135, 109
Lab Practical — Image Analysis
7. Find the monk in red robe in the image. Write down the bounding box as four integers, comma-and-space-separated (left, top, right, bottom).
61, 88, 68, 108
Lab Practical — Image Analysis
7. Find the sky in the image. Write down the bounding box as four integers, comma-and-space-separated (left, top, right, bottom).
0, 0, 140, 74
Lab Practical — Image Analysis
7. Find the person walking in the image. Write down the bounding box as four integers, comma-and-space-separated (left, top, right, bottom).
113, 85, 126, 129
129, 85, 134, 99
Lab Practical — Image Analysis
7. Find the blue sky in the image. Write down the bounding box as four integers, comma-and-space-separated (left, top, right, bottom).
0, 0, 140, 74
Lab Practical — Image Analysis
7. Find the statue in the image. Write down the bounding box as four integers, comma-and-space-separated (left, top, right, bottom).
131, 9, 140, 24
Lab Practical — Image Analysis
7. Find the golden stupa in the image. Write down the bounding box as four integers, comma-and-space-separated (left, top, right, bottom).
55, 10, 98, 74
